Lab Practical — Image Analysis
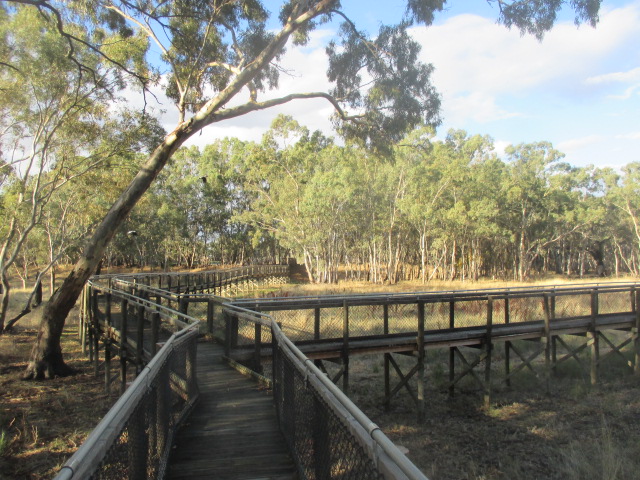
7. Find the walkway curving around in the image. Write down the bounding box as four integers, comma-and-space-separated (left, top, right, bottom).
166, 341, 295, 480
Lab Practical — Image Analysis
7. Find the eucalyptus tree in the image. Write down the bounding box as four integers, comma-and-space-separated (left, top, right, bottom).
0, 5, 153, 332
9, 0, 602, 377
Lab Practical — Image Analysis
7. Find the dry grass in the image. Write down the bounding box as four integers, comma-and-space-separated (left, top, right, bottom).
342, 350, 640, 480
0, 289, 114, 480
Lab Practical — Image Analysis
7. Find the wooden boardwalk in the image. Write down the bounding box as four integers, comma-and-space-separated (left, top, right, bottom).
166, 341, 295, 480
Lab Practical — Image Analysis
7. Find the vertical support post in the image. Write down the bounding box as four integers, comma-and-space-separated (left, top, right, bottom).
314, 307, 322, 369
313, 395, 331, 479
543, 293, 552, 393
383, 303, 391, 412
417, 301, 426, 422
448, 300, 455, 397
207, 299, 215, 335
179, 296, 188, 315
151, 312, 160, 356
93, 314, 100, 377
342, 300, 350, 394
156, 360, 169, 458
589, 288, 599, 385
254, 322, 263, 374
128, 409, 148, 480
136, 305, 145, 373
484, 296, 493, 409
104, 339, 112, 395
550, 291, 557, 376
635, 289, 640, 374
504, 295, 511, 387
186, 335, 197, 399
120, 298, 128, 394
314, 307, 321, 340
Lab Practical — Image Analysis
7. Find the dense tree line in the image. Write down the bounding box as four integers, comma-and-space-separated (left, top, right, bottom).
0, 0, 607, 375
8, 115, 638, 287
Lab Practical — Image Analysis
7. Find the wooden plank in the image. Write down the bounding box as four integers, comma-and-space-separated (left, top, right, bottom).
166, 342, 294, 480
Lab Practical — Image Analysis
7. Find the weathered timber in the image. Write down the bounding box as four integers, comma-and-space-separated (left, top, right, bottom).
166, 342, 294, 480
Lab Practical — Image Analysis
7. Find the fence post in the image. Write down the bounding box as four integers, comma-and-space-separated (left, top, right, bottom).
448, 299, 455, 397
417, 301, 425, 422
383, 303, 391, 412
484, 296, 493, 409
207, 299, 215, 335
254, 322, 263, 374
104, 339, 112, 395
313, 395, 331, 479
543, 293, 551, 393
589, 289, 599, 385
136, 305, 145, 372
342, 300, 350, 394
504, 295, 511, 388
120, 298, 129, 394
128, 408, 148, 480
635, 289, 640, 374
151, 312, 160, 356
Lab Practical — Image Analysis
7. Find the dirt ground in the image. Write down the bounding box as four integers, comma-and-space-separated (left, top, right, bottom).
0, 300, 114, 480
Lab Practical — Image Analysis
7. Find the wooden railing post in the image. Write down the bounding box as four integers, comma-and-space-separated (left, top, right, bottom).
120, 298, 128, 394
151, 312, 160, 356
342, 300, 350, 394
504, 295, 511, 387
635, 289, 640, 374
383, 303, 391, 412
448, 299, 455, 397
254, 322, 262, 374
589, 289, 599, 385
543, 293, 552, 393
484, 296, 493, 409
417, 301, 425, 422
136, 304, 145, 373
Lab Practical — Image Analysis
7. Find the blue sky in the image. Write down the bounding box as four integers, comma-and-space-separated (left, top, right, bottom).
160, 1, 640, 169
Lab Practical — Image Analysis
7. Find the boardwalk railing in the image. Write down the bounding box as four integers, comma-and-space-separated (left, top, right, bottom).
57, 264, 430, 480
56, 280, 200, 480
224, 304, 428, 480
228, 282, 640, 418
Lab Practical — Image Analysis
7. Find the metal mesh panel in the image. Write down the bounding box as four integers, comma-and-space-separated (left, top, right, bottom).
507, 296, 545, 323
274, 342, 383, 480
387, 303, 418, 333
554, 292, 591, 318
425, 301, 450, 331
349, 304, 384, 337
453, 299, 486, 328
599, 290, 633, 314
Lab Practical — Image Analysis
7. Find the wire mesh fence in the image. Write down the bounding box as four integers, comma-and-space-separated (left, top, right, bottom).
273, 342, 385, 479
56, 328, 199, 480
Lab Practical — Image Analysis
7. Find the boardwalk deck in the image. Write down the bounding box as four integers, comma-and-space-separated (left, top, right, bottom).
166, 342, 295, 480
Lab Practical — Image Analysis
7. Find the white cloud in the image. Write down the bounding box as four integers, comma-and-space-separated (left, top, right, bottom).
586, 67, 640, 85
409, 3, 640, 99
445, 92, 522, 124
558, 135, 606, 152
615, 131, 640, 140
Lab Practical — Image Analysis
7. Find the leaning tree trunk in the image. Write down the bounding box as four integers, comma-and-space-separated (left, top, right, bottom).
24, 124, 190, 379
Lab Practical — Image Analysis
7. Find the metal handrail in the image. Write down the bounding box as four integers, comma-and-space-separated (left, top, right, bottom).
223, 303, 428, 480
54, 323, 199, 480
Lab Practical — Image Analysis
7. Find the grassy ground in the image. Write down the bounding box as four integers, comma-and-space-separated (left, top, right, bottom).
0, 289, 114, 480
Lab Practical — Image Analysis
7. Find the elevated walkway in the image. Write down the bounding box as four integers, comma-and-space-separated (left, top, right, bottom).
166, 342, 295, 480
